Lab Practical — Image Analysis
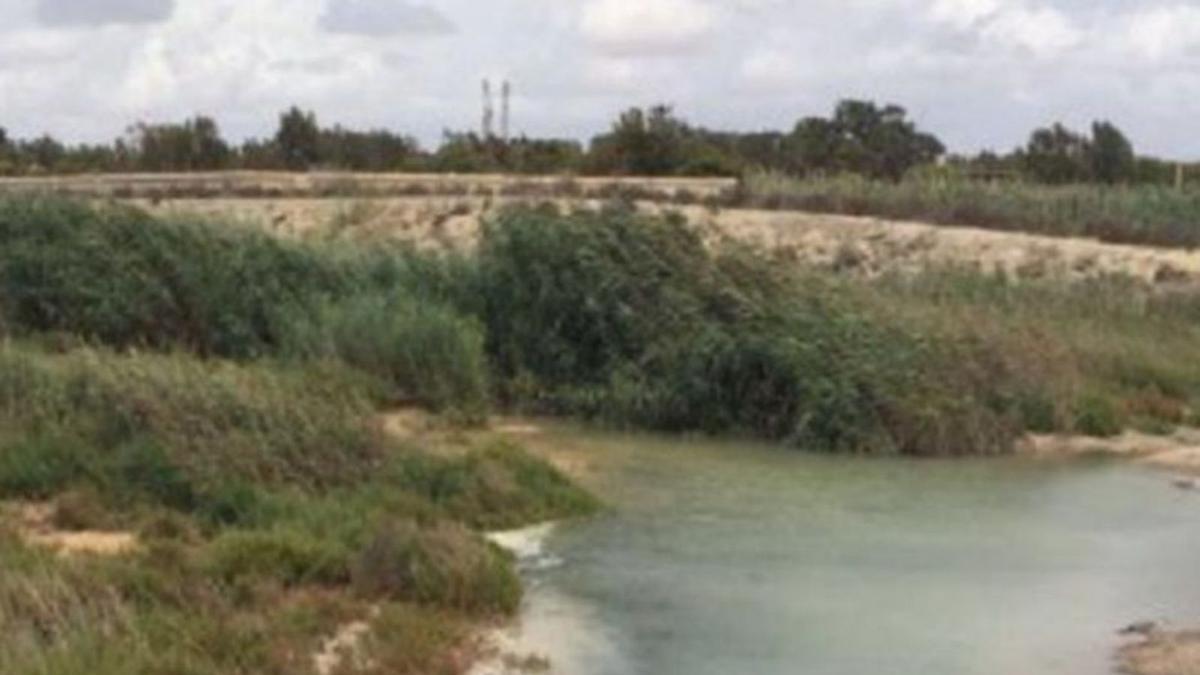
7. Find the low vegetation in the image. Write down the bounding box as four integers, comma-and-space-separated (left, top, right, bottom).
0, 198, 596, 674
737, 170, 1200, 249
0, 342, 595, 674
2, 194, 1198, 671
453, 204, 1200, 453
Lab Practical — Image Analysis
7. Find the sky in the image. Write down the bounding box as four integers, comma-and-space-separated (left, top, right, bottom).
1, 0, 1199, 158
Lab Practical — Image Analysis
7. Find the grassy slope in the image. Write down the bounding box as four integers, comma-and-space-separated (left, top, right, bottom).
738, 171, 1200, 249
0, 343, 596, 674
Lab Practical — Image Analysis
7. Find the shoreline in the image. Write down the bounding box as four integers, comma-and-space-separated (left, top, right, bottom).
1118, 625, 1200, 675
1023, 430, 1200, 480
470, 523, 565, 675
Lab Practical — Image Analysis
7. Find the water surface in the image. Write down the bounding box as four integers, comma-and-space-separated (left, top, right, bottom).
504, 428, 1200, 675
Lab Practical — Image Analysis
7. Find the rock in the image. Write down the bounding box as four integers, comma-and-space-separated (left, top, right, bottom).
1172, 478, 1198, 491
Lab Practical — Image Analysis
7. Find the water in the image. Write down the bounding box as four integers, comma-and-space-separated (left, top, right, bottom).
496, 427, 1200, 675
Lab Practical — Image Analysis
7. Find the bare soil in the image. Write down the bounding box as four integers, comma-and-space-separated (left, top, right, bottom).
1024, 431, 1200, 479
4, 501, 138, 557
1120, 627, 1200, 675
127, 195, 1200, 287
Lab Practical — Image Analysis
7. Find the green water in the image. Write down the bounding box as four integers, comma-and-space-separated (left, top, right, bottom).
503, 428, 1200, 675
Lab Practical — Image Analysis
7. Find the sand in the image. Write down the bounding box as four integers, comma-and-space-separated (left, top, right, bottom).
1120, 626, 1200, 675
123, 195, 1200, 287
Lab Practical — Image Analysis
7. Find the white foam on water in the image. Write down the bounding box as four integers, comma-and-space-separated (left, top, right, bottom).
474, 523, 628, 675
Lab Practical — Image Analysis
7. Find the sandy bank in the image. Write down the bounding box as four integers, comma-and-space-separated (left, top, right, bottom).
1024, 430, 1200, 480
1120, 625, 1200, 675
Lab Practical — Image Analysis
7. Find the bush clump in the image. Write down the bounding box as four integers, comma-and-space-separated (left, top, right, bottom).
352, 519, 520, 614
468, 204, 1023, 455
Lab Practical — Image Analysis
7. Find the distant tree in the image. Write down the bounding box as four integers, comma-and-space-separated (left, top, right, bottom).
1022, 123, 1091, 184
276, 107, 321, 171
508, 137, 585, 174
431, 132, 504, 173
790, 117, 841, 173
590, 105, 688, 176
128, 116, 230, 171
1088, 121, 1135, 185
787, 100, 944, 180
318, 126, 419, 171
239, 139, 282, 170
21, 135, 67, 173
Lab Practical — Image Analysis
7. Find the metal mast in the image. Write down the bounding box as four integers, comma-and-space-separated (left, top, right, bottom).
481, 79, 495, 139
501, 80, 511, 143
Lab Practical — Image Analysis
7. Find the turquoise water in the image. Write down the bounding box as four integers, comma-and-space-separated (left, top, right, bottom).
508, 429, 1200, 675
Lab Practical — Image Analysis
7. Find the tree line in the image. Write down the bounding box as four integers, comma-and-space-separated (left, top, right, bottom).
0, 101, 1191, 185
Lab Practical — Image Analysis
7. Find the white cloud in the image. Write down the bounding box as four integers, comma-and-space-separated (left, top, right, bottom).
928, 0, 1000, 29
580, 0, 717, 56
36, 0, 175, 27
980, 6, 1081, 58
1118, 5, 1200, 63
318, 0, 456, 37
740, 48, 804, 89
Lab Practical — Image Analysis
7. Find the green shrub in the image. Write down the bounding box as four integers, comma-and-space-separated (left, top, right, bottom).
352, 520, 520, 615
1073, 394, 1124, 438
468, 205, 1023, 455
0, 435, 90, 499
0, 344, 383, 491
204, 529, 350, 586
0, 198, 347, 356
284, 293, 490, 419
390, 443, 599, 529
98, 439, 197, 511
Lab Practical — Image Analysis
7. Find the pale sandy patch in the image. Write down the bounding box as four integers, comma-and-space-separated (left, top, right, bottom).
1120, 626, 1200, 675
313, 607, 381, 675
6, 501, 139, 557
1024, 430, 1200, 479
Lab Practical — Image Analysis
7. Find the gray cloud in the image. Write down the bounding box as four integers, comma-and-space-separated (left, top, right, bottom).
319, 0, 456, 37
36, 0, 175, 27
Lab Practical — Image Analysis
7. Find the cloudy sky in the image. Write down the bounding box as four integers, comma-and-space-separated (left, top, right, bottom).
1, 0, 1199, 157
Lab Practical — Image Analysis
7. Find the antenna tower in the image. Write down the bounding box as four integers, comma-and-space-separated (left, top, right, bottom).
501, 81, 511, 142
481, 79, 495, 139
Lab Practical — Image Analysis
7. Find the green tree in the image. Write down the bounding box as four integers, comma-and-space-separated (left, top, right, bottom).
1088, 121, 1135, 185
590, 105, 688, 176
1022, 123, 1091, 184
788, 100, 945, 180
129, 116, 230, 171
276, 107, 321, 171
789, 117, 840, 174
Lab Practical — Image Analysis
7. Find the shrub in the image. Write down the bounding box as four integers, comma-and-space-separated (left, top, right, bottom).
284, 293, 489, 419
204, 529, 350, 586
390, 443, 599, 529
469, 205, 1023, 455
352, 520, 520, 615
1073, 394, 1124, 438
0, 344, 383, 491
0, 198, 348, 356
0, 434, 90, 499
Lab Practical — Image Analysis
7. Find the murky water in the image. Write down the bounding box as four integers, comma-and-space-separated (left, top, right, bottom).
493, 427, 1200, 675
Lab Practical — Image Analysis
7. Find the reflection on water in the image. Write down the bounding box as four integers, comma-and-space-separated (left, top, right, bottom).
497, 427, 1200, 675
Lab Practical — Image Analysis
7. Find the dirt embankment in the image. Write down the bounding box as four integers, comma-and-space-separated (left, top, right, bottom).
125, 195, 1200, 288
